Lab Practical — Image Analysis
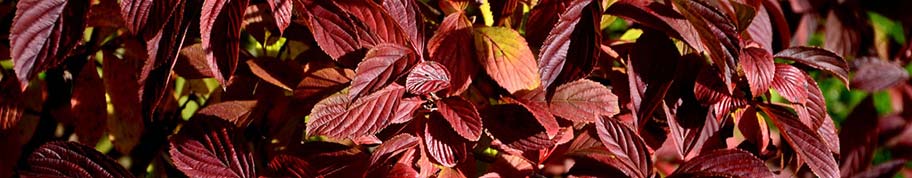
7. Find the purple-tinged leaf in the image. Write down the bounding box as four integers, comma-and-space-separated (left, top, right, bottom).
595, 117, 653, 178
473, 27, 542, 93
760, 104, 839, 178
483, 104, 557, 151
740, 46, 775, 97
102, 46, 146, 154
201, 0, 249, 84
18, 141, 133, 178
308, 84, 406, 139
267, 0, 292, 33
667, 149, 774, 178
746, 4, 772, 51
839, 97, 879, 177
369, 134, 419, 167
333, 0, 412, 49
0, 74, 24, 130
549, 79, 620, 122
851, 57, 909, 92
771, 64, 809, 104
294, 67, 354, 100
272, 141, 370, 177
10, 0, 88, 87
425, 114, 468, 167
406, 61, 451, 95
818, 116, 840, 154
428, 12, 477, 96
774, 46, 849, 86
538, 0, 600, 91
120, 0, 180, 38
508, 89, 560, 138
437, 97, 483, 141
849, 159, 908, 178
794, 72, 828, 131
525, 0, 569, 48
349, 43, 416, 100
293, 0, 362, 59
381, 0, 423, 55
671, 0, 740, 92
824, 10, 861, 58
169, 117, 256, 178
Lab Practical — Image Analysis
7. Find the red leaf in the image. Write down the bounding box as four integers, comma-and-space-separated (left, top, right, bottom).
824, 10, 862, 58
473, 27, 542, 93
794, 72, 828, 131
0, 74, 24, 130
525, 0, 568, 48
201, 0, 249, 84
381, 0, 423, 55
735, 106, 770, 152
269, 141, 370, 177
746, 4, 773, 51
594, 117, 653, 178
174, 44, 214, 79
19, 142, 133, 178
759, 104, 839, 178
349, 43, 416, 100
818, 115, 840, 155
268, 155, 316, 177
293, 0, 362, 59
509, 89, 560, 138
849, 160, 908, 178
481, 152, 535, 178
102, 46, 146, 154
247, 57, 304, 91
10, 0, 88, 86
771, 64, 809, 104
391, 96, 423, 124
483, 104, 557, 151
549, 79, 620, 122
740, 46, 775, 97
196, 100, 257, 127
68, 62, 107, 145
334, 0, 412, 49
369, 134, 419, 167
267, 0, 292, 33
851, 57, 909, 92
538, 0, 600, 91
839, 97, 879, 177
774, 46, 849, 86
120, 0, 181, 37
307, 84, 406, 139
668, 149, 774, 178
671, 0, 740, 92
437, 96, 483, 141
425, 114, 468, 167
428, 12, 478, 96
406, 61, 451, 95
294, 67, 354, 100
169, 117, 256, 178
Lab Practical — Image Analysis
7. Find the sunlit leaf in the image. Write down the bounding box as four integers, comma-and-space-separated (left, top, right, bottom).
428, 12, 478, 96
19, 142, 133, 178
201, 0, 249, 84
349, 43, 416, 100
740, 46, 775, 97
549, 79, 620, 122
308, 84, 406, 139
436, 96, 483, 141
406, 61, 451, 95
774, 46, 849, 86
473, 27, 541, 93
594, 117, 652, 178
667, 149, 774, 178
771, 64, 809, 104
169, 117, 256, 177
538, 0, 601, 91
760, 104, 839, 178
10, 0, 89, 86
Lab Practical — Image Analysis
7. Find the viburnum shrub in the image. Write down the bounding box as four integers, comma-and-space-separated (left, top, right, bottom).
1, 0, 911, 177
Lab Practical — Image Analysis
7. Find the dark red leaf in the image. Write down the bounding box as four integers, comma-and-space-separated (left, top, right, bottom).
381, 0, 423, 55
120, 0, 181, 37
818, 116, 840, 155
759, 104, 839, 178
740, 46, 775, 97
272, 141, 370, 177
694, 68, 748, 118
406, 61, 451, 95
293, 0, 362, 59
247, 57, 303, 91
594, 117, 653, 178
549, 79, 620, 122
774, 46, 849, 86
746, 4, 772, 51
294, 67, 354, 100
667, 149, 774, 178
473, 27, 542, 93
481, 152, 535, 178
307, 84, 406, 139
436, 97, 483, 141
483, 104, 557, 151
267, 0, 292, 33
849, 159, 908, 178
174, 43, 214, 79
268, 155, 316, 177
19, 141, 133, 178
169, 117, 256, 178
102, 46, 146, 154
428, 12, 477, 96
771, 64, 809, 104
538, 0, 600, 91
87, 0, 126, 28
508, 89, 560, 138
839, 97, 879, 177
671, 0, 740, 92
425, 114, 468, 167
851, 57, 909, 92
0, 74, 24, 130
794, 72, 828, 131
735, 106, 770, 152
68, 62, 107, 145
10, 0, 88, 86
349, 43, 416, 100
369, 134, 419, 167
196, 100, 257, 127
334, 0, 412, 49
391, 97, 422, 124
824, 10, 861, 58
201, 0, 249, 84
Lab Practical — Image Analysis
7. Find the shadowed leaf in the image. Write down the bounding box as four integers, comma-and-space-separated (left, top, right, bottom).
169, 117, 256, 178
349, 43, 416, 100
774, 47, 849, 86
437, 96, 483, 141
667, 149, 774, 178
428, 12, 478, 96
19, 142, 133, 178
538, 0, 600, 91
201, 0, 249, 84
10, 0, 88, 86
760, 104, 839, 178
425, 114, 468, 167
851, 57, 908, 92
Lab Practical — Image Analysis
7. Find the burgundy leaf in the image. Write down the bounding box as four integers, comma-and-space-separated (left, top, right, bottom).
272, 141, 370, 177
349, 43, 416, 100
549, 79, 620, 122
735, 106, 770, 152
307, 84, 406, 139
294, 67, 354, 100
671, 0, 740, 92
369, 134, 419, 167
794, 72, 828, 131
595, 117, 653, 178
508, 89, 561, 138
87, 0, 126, 28
247, 57, 304, 91
851, 57, 909, 92
268, 155, 316, 177
174, 44, 214, 79
68, 62, 107, 145
839, 97, 879, 177
667, 149, 774, 178
849, 159, 908, 178
694, 68, 748, 118
483, 104, 557, 151
428, 12, 477, 96
818, 115, 840, 154
481, 152, 535, 178
473, 27, 542, 93
771, 64, 809, 104
538, 0, 600, 91
18, 141, 133, 178
683, 108, 724, 160
334, 0, 412, 49
10, 0, 88, 86
196, 100, 257, 127
406, 61, 451, 95
391, 97, 423, 124
169, 117, 256, 178
201, 0, 248, 84
824, 10, 861, 58
267, 0, 292, 33
437, 97, 483, 141
740, 46, 775, 97
102, 46, 146, 154
746, 3, 773, 51
425, 114, 468, 167
0, 76, 22, 130
774, 46, 849, 86
293, 0, 362, 59
381, 0, 423, 55
120, 0, 180, 37
525, 0, 568, 48
760, 104, 839, 178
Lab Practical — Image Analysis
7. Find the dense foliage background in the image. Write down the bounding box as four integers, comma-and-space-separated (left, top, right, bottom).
0, 0, 911, 177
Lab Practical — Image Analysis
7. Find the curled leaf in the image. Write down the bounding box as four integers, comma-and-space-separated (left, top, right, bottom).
774, 47, 849, 86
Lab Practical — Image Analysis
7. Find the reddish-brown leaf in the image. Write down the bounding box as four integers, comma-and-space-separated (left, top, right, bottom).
746, 5, 773, 51
294, 67, 354, 100
667, 149, 774, 178
436, 96, 483, 141
10, 0, 88, 86
381, 0, 423, 54
349, 43, 416, 100
508, 89, 561, 138
735, 106, 770, 152
269, 141, 370, 177
760, 104, 839, 178
334, 0, 412, 49
473, 27, 542, 93
307, 84, 406, 139
549, 79, 620, 122
406, 61, 451, 95
824, 10, 861, 58
391, 97, 422, 124
818, 115, 840, 154
174, 43, 214, 79
19, 142, 133, 178
267, 0, 292, 33
369, 134, 419, 167
196, 100, 257, 127
120, 0, 181, 38
201, 0, 249, 84
483, 104, 557, 151
538, 0, 600, 91
68, 62, 107, 145
771, 64, 809, 104
481, 152, 535, 178
293, 0, 362, 59
671, 0, 740, 92
428, 12, 478, 96
794, 72, 828, 131
839, 97, 879, 177
740, 46, 775, 97
849, 160, 908, 178
425, 114, 468, 167
169, 117, 256, 178
774, 46, 849, 86
595, 117, 653, 178
851, 57, 909, 92
247, 57, 303, 91
0, 74, 24, 130
102, 47, 145, 154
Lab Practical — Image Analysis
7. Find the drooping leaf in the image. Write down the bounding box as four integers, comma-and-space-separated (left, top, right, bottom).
771, 64, 809, 104
201, 0, 250, 84
667, 149, 774, 178
169, 117, 256, 178
774, 46, 849, 86
740, 46, 775, 97
196, 100, 257, 127
424, 114, 468, 167
267, 0, 292, 33
549, 79, 620, 122
851, 57, 909, 92
538, 0, 600, 91
794, 72, 828, 131
349, 43, 416, 100
369, 134, 419, 167
18, 141, 133, 178
68, 62, 107, 145
525, 0, 569, 48
594, 117, 653, 178
824, 10, 861, 58
428, 12, 477, 96
473, 27, 541, 93
746, 4, 772, 51
308, 84, 406, 139
760, 104, 839, 178
10, 0, 89, 86
436, 96, 483, 141
406, 61, 451, 95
